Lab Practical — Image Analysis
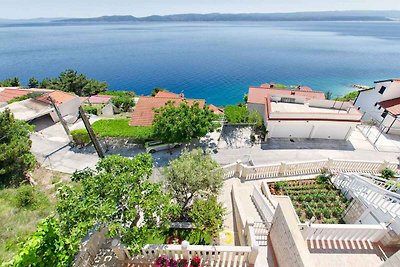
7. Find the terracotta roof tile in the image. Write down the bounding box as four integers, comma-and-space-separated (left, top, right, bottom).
248, 85, 325, 104
87, 95, 112, 104
130, 96, 205, 126
36, 91, 77, 106
155, 91, 184, 98
0, 88, 52, 103
380, 97, 400, 116
209, 104, 224, 115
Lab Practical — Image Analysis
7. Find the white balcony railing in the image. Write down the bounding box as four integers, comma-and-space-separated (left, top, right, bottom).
299, 223, 388, 242
222, 158, 398, 180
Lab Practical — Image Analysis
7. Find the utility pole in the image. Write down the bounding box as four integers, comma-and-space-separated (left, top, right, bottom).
78, 106, 104, 158
48, 96, 73, 143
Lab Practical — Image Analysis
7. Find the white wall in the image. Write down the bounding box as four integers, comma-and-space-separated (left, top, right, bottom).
267, 120, 357, 140
379, 81, 400, 102
49, 97, 81, 122
354, 89, 385, 122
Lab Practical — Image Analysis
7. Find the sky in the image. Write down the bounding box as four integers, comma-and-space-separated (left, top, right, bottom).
1, 0, 400, 19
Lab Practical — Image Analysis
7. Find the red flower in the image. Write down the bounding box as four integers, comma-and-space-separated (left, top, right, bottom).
190, 256, 201, 267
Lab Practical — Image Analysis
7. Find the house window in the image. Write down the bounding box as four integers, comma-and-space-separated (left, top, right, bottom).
381, 110, 389, 118
374, 102, 378, 107
378, 86, 386, 94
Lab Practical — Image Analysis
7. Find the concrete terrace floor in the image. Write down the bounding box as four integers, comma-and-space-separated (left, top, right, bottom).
213, 127, 399, 165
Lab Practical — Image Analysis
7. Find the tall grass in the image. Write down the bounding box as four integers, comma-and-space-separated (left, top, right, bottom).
0, 186, 53, 263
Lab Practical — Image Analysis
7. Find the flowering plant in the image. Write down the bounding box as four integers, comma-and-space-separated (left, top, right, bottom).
190, 256, 201, 267
155, 255, 168, 267
177, 258, 189, 267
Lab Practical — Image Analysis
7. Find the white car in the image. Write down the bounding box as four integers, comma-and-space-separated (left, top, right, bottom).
146, 142, 181, 153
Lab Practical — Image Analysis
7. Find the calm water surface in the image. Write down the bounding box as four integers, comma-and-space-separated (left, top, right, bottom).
0, 21, 399, 106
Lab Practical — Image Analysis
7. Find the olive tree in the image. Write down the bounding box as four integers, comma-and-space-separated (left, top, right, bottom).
163, 149, 224, 216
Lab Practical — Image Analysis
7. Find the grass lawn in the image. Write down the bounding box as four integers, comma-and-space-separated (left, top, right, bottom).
0, 186, 54, 263
71, 119, 154, 144
269, 179, 350, 224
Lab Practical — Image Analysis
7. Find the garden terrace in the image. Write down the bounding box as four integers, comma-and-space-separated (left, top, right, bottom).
269, 179, 350, 224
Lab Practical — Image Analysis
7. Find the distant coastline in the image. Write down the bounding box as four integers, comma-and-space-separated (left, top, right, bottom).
1, 11, 400, 25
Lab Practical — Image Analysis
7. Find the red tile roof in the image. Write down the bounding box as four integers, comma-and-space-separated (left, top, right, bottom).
0, 88, 52, 103
155, 91, 184, 98
130, 96, 206, 126
380, 97, 400, 116
247, 85, 325, 104
300, 86, 313, 92
86, 95, 112, 104
36, 91, 77, 106
209, 104, 224, 115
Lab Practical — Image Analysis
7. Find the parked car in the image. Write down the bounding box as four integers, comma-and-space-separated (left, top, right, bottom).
146, 142, 181, 153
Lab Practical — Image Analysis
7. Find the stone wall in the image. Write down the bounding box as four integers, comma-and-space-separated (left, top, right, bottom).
343, 197, 368, 224
269, 197, 315, 267
73, 227, 108, 267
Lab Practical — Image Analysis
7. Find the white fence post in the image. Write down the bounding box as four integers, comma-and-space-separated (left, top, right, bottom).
181, 240, 190, 260
111, 239, 127, 261
247, 242, 259, 266
279, 161, 287, 176
235, 159, 243, 177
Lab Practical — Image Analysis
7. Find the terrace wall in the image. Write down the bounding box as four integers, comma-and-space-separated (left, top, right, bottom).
269, 197, 315, 267
343, 198, 368, 224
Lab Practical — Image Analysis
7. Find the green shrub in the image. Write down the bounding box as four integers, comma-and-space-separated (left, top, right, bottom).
83, 105, 98, 115
274, 181, 288, 191
16, 186, 36, 208
332, 207, 344, 218
305, 207, 314, 218
381, 167, 396, 180
70, 129, 91, 147
112, 95, 135, 112
322, 207, 331, 218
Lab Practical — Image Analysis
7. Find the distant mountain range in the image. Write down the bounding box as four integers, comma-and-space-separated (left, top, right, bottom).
54, 11, 400, 23
1, 11, 400, 25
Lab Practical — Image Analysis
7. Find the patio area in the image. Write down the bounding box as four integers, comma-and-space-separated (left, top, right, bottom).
358, 124, 400, 152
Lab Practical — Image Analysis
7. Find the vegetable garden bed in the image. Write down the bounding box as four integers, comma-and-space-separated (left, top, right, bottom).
269, 178, 350, 224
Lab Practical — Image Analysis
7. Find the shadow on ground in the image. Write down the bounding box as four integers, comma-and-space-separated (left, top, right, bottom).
261, 138, 355, 151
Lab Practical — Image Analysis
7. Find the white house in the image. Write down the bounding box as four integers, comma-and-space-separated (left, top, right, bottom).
247, 84, 362, 140
354, 78, 400, 135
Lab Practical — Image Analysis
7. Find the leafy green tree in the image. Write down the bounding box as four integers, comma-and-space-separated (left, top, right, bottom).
163, 149, 223, 215
39, 77, 58, 89
189, 197, 225, 237
335, 90, 359, 101
0, 77, 21, 87
28, 77, 39, 88
57, 154, 179, 251
112, 95, 135, 112
9, 217, 78, 267
82, 79, 108, 96
11, 154, 180, 265
0, 109, 36, 186
153, 101, 217, 144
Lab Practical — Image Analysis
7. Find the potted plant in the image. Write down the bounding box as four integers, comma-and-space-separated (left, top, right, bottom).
190, 256, 202, 267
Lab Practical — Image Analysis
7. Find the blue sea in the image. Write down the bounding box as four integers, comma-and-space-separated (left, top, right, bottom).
0, 21, 399, 106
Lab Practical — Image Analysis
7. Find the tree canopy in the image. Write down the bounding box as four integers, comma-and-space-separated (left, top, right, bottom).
28, 77, 39, 88
0, 109, 36, 186
0, 77, 20, 87
10, 154, 179, 266
163, 149, 223, 215
153, 101, 218, 144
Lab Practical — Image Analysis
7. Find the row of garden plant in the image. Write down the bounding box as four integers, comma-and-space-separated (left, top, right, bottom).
270, 172, 350, 224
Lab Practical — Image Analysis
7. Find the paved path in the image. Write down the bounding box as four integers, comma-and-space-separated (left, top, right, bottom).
212, 128, 399, 165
